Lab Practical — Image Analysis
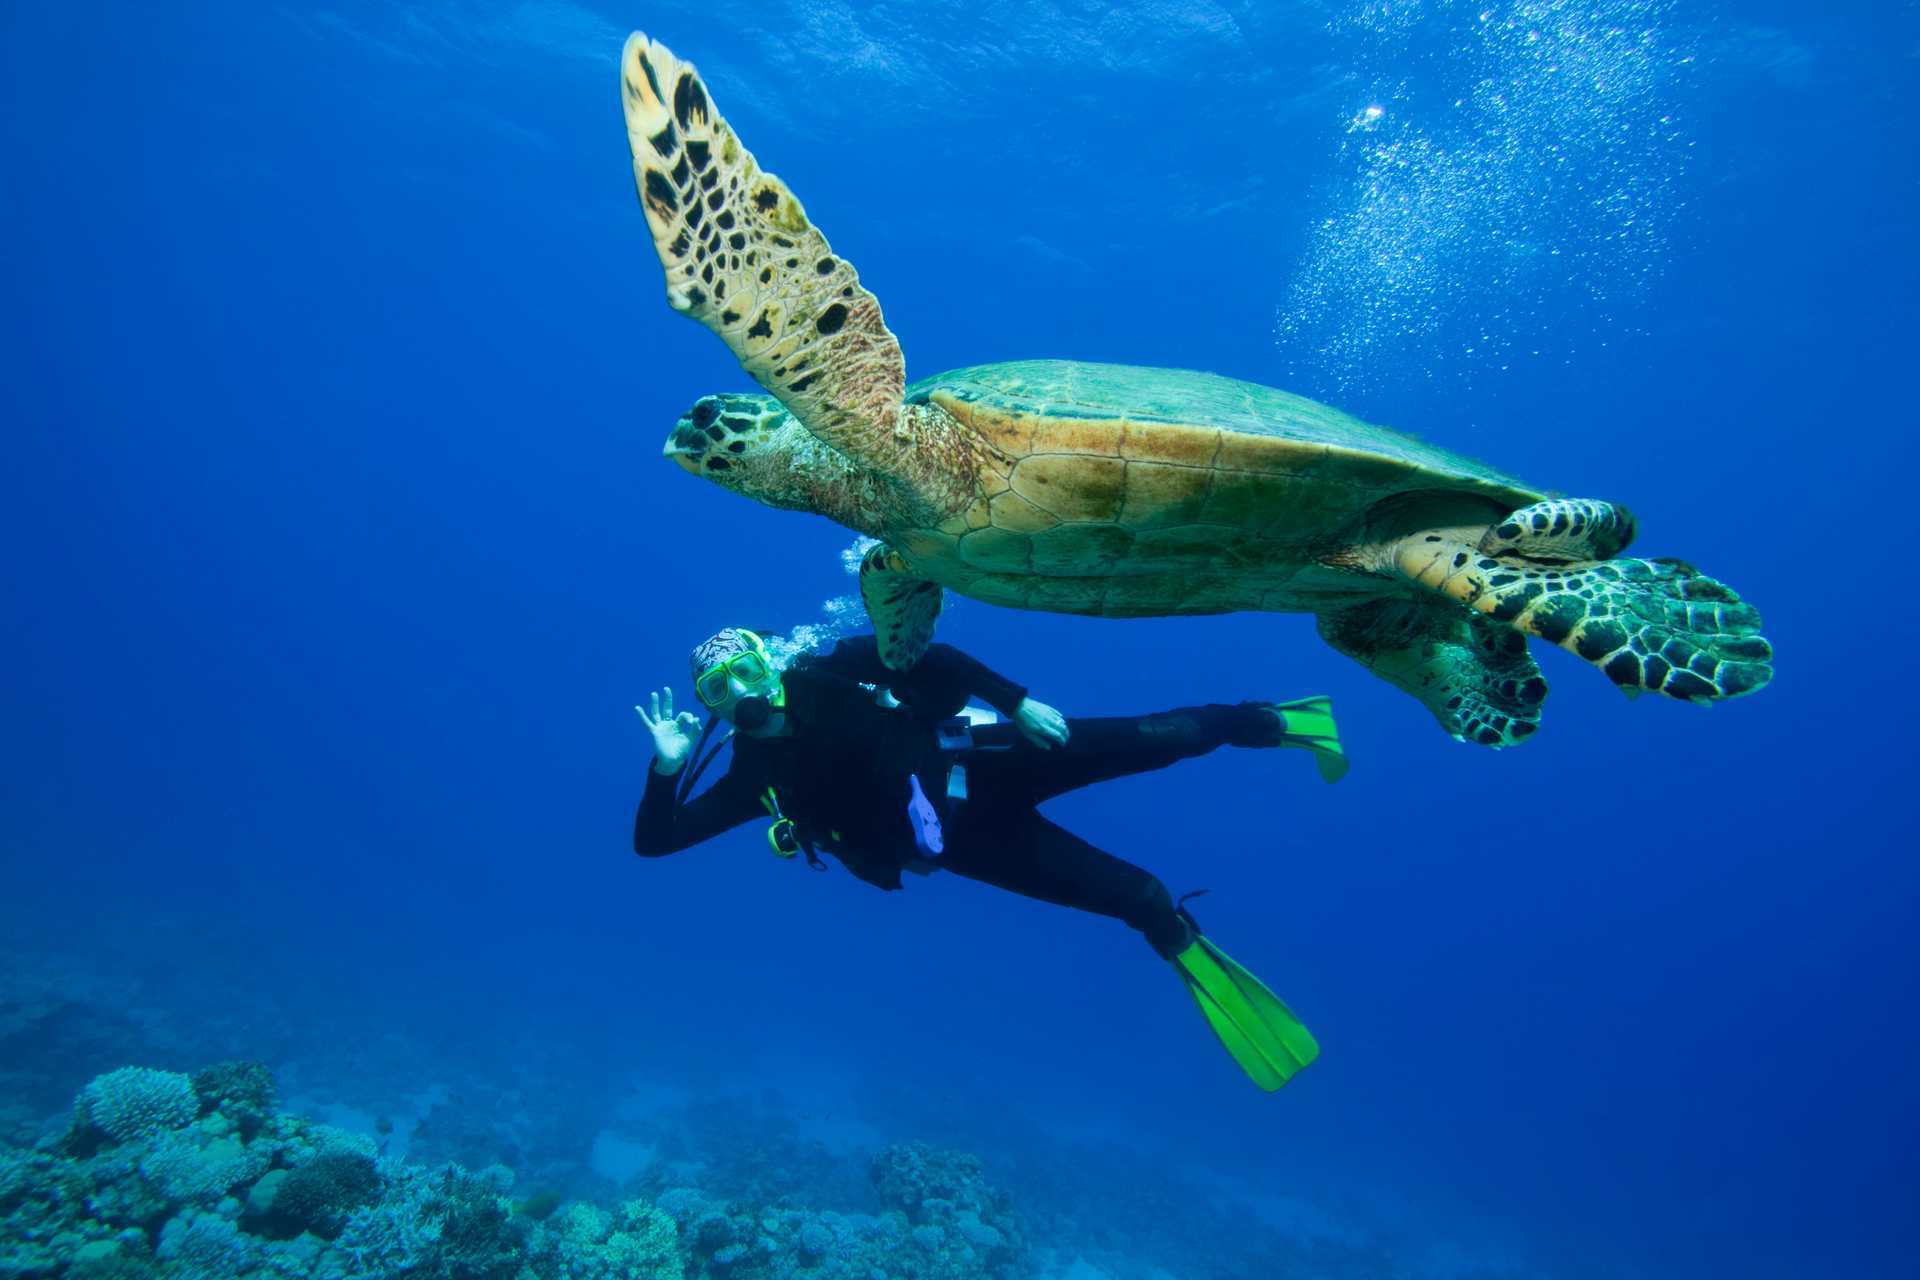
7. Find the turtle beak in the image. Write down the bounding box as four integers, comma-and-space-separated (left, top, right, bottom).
663, 424, 704, 474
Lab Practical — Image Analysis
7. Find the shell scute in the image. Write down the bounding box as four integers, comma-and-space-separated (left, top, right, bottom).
1133, 526, 1254, 559
988, 489, 1060, 535
1255, 476, 1368, 540
1114, 421, 1221, 467
958, 525, 1032, 571
897, 529, 956, 564
1117, 461, 1212, 531
1198, 468, 1275, 529
1030, 523, 1135, 574
1009, 454, 1125, 522
1025, 576, 1111, 612
1030, 417, 1124, 458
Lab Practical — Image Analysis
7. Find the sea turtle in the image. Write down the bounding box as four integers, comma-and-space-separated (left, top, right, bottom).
617, 33, 1772, 746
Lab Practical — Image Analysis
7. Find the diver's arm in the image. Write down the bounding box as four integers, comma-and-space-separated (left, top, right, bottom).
923, 642, 1029, 716
806, 633, 891, 680
632, 761, 762, 856
914, 645, 1066, 747
816, 634, 1030, 716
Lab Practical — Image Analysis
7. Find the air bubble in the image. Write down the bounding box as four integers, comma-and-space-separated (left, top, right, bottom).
756, 538, 891, 672
1280, 0, 1693, 395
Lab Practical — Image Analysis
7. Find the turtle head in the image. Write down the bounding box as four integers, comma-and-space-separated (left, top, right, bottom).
665, 393, 792, 485
664, 393, 871, 524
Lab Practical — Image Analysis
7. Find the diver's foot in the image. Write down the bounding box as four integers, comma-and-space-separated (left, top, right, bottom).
1241, 697, 1349, 782
1225, 701, 1289, 748
1168, 927, 1321, 1091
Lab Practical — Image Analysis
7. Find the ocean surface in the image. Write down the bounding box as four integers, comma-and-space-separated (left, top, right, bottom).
3, 3, 1916, 1278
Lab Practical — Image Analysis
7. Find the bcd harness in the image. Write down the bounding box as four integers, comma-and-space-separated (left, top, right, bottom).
759, 786, 830, 870
756, 710, 1021, 871
746, 713, 1018, 870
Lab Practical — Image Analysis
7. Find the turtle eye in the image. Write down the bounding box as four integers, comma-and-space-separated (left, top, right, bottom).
706, 457, 731, 472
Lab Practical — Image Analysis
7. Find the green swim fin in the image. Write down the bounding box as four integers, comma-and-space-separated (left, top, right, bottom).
1172, 935, 1320, 1091
1271, 695, 1348, 783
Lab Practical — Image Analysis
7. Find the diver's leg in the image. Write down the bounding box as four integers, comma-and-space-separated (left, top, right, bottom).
940, 811, 1193, 955
943, 810, 1322, 1091
977, 703, 1274, 806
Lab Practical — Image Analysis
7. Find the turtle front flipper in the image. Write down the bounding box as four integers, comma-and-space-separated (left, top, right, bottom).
859, 544, 944, 670
1394, 506, 1773, 703
1319, 598, 1547, 747
620, 34, 906, 466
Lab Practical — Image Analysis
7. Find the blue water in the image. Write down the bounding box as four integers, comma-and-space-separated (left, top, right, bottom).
3, 2, 1915, 1277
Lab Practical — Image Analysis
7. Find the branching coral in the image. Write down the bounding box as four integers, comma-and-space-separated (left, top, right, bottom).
256, 1149, 381, 1240
139, 1129, 269, 1205
74, 1068, 198, 1145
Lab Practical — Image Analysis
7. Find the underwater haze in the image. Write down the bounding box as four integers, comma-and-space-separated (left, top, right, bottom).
3, 2, 1917, 1279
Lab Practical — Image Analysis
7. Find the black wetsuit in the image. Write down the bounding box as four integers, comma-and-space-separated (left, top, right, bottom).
633, 636, 1274, 956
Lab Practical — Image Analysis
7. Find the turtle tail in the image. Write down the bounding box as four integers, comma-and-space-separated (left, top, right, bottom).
1395, 539, 1773, 702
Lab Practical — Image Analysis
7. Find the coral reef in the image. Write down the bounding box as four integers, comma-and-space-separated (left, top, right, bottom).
192, 1062, 277, 1141
644, 1172, 1025, 1280
140, 1125, 270, 1206
255, 1149, 382, 1240
71, 1069, 198, 1147
0, 1065, 1033, 1280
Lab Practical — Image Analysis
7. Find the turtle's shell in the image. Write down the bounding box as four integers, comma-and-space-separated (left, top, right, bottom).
895, 359, 1547, 617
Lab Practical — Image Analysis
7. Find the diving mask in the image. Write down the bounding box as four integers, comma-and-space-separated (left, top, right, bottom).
693, 629, 781, 710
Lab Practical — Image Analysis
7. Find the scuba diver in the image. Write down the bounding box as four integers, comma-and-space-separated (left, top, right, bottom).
633, 626, 1348, 1091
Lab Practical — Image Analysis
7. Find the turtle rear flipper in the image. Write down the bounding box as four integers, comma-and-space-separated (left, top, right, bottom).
1479, 498, 1637, 562
1395, 523, 1774, 703
1319, 598, 1547, 747
620, 34, 906, 465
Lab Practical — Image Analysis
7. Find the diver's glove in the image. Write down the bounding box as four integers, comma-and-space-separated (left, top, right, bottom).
1239, 697, 1348, 783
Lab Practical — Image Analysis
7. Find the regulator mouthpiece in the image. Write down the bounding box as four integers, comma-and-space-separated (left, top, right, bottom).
733, 696, 773, 732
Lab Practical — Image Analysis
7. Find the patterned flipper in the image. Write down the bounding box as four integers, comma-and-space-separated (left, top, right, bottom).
1319, 597, 1548, 747
859, 544, 943, 670
1395, 534, 1772, 703
620, 34, 907, 469
1479, 498, 1637, 562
